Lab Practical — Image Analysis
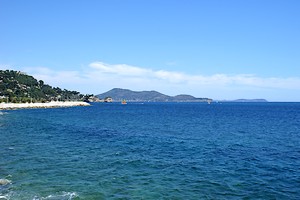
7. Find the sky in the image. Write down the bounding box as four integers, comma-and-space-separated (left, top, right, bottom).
1, 0, 300, 101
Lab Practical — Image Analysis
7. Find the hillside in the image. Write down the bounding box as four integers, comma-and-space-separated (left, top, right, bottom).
0, 70, 87, 103
97, 88, 212, 102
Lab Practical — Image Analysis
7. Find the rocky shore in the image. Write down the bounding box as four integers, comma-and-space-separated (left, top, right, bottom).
0, 101, 90, 110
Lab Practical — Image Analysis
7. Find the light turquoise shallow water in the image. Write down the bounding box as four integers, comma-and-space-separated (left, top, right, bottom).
0, 103, 300, 199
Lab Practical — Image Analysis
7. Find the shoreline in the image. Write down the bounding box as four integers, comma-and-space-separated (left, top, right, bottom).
0, 101, 90, 110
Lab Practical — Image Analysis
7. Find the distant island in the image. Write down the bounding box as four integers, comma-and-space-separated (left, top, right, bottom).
0, 70, 91, 103
97, 88, 213, 102
219, 99, 268, 103
230, 99, 268, 102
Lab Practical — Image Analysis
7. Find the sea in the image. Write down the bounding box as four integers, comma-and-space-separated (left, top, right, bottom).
0, 102, 299, 200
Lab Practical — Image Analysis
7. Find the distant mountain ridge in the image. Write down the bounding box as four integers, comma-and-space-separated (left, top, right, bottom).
97, 88, 212, 102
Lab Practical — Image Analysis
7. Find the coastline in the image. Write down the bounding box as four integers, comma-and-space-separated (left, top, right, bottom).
0, 101, 90, 110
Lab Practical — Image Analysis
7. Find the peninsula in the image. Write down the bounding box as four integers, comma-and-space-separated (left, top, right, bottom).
0, 70, 91, 109
0, 70, 93, 103
97, 88, 213, 102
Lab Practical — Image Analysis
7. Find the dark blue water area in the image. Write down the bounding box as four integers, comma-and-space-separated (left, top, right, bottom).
1, 102, 300, 199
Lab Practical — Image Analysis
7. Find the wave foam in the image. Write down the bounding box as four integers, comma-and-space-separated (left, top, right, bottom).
33, 192, 78, 200
0, 195, 9, 200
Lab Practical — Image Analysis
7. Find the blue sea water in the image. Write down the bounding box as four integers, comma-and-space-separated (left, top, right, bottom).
0, 102, 300, 199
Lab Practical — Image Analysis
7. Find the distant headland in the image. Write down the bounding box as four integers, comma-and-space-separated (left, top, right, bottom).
0, 70, 92, 109
96, 88, 213, 102
0, 70, 91, 103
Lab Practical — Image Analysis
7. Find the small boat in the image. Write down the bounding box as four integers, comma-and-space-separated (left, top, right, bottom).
121, 99, 127, 104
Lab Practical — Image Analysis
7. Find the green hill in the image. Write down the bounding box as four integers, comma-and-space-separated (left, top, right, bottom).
97, 88, 212, 102
0, 70, 86, 103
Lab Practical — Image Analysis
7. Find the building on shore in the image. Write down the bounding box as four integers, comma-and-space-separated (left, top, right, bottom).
104, 97, 113, 103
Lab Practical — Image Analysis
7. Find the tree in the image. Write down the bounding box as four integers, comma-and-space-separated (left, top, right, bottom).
39, 80, 44, 88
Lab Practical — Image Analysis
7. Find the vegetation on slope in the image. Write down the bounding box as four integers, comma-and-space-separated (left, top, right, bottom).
0, 70, 88, 103
97, 88, 213, 102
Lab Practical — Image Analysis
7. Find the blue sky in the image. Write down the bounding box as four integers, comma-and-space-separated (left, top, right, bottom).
1, 0, 300, 101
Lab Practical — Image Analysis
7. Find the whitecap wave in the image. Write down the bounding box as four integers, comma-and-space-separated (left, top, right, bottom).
0, 195, 9, 200
33, 192, 78, 200
0, 190, 11, 200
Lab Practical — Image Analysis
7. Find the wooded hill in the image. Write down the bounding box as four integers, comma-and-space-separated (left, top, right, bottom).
97, 88, 212, 102
0, 70, 87, 103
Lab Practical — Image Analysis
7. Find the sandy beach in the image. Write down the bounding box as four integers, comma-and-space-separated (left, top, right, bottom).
0, 101, 90, 110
